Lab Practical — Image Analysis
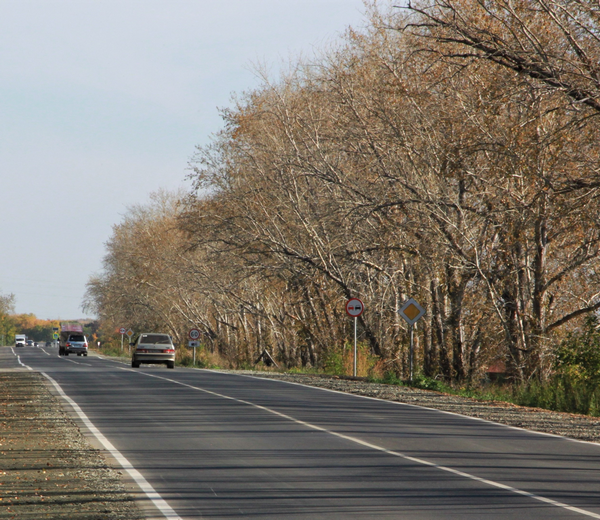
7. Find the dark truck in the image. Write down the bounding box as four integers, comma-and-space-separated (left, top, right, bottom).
58, 323, 88, 356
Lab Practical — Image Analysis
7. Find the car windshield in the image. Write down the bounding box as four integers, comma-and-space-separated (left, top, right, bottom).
69, 335, 85, 342
139, 334, 172, 345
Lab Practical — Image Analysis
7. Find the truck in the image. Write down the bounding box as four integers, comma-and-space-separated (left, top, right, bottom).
58, 322, 88, 356
15, 334, 26, 347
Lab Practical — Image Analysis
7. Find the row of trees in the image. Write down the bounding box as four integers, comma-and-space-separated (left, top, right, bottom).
0, 290, 62, 344
0, 291, 16, 345
85, 1, 600, 383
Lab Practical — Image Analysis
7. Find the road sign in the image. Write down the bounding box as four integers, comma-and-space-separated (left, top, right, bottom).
126, 329, 134, 337
53, 333, 59, 339
346, 298, 365, 377
398, 298, 425, 326
119, 327, 126, 335
188, 328, 200, 340
345, 298, 364, 318
398, 298, 425, 383
188, 340, 200, 348
52, 327, 59, 332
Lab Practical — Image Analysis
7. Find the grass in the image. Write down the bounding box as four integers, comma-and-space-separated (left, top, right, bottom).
382, 374, 600, 417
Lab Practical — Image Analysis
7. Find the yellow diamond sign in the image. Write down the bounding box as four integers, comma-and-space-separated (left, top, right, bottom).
399, 298, 425, 326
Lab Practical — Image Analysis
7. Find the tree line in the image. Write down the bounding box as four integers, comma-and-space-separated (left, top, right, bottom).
85, 1, 600, 383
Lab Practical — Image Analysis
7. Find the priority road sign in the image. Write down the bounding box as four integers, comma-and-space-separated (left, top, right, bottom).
398, 298, 425, 326
126, 329, 134, 337
345, 298, 364, 318
189, 328, 200, 340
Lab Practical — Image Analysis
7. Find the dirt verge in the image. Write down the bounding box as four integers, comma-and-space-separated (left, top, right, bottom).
0, 371, 143, 520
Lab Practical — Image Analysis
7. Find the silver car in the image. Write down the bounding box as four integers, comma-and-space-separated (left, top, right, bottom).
65, 334, 88, 356
131, 333, 175, 369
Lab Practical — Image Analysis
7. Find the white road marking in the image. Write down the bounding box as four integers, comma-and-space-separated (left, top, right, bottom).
9, 352, 180, 520
40, 371, 182, 520
123, 367, 600, 519
16, 355, 33, 370
58, 357, 92, 366
230, 371, 600, 448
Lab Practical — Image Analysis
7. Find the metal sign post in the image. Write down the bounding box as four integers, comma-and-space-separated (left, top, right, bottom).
126, 329, 134, 355
398, 298, 426, 383
345, 298, 364, 377
119, 327, 126, 351
189, 329, 201, 365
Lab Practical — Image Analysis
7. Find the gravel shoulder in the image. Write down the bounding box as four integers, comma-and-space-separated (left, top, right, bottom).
0, 370, 143, 520
220, 370, 600, 444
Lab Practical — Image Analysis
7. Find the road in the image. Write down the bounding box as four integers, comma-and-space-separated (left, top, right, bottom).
6, 345, 600, 519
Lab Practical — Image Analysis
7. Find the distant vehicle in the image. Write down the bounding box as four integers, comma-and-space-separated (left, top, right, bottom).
15, 334, 26, 347
58, 323, 88, 356
26, 340, 33, 347
45, 341, 52, 347
131, 333, 175, 369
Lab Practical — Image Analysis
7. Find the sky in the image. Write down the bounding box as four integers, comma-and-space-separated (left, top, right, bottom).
0, 0, 369, 320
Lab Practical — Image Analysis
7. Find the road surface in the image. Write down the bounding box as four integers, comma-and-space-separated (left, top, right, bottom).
6, 345, 600, 519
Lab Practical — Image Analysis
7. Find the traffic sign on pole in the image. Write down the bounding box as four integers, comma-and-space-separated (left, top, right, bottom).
189, 328, 201, 340
345, 298, 364, 317
119, 327, 126, 335
346, 298, 364, 377
398, 298, 425, 326
398, 298, 425, 383
126, 329, 134, 338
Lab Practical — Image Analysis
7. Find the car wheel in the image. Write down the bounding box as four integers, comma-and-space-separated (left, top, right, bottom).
167, 361, 175, 369
132, 360, 140, 368
84, 353, 88, 357
77, 353, 81, 356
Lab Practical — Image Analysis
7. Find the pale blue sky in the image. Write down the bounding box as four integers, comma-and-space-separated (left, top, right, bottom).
0, 0, 368, 319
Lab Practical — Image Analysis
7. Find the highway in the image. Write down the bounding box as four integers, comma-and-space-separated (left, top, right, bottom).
6, 345, 600, 519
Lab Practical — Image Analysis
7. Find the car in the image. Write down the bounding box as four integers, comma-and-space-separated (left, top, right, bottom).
26, 340, 33, 347
64, 334, 88, 356
131, 333, 175, 369
45, 341, 52, 347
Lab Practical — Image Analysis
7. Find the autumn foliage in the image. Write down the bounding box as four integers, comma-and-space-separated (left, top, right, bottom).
85, 2, 600, 383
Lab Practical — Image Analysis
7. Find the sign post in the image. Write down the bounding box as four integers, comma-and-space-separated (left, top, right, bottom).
189, 329, 201, 365
119, 327, 126, 351
126, 329, 134, 355
398, 298, 425, 383
345, 298, 364, 377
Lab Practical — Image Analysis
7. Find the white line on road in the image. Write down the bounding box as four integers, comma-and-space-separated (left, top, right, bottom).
58, 357, 92, 366
123, 368, 600, 519
16, 355, 33, 370
13, 365, 182, 520
41, 372, 182, 520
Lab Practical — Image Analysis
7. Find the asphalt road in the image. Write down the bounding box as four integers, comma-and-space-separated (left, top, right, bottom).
6, 345, 600, 520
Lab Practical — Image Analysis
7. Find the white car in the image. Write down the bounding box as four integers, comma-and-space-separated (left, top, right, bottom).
131, 333, 175, 369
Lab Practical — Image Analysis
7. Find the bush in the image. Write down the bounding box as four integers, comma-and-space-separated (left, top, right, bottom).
555, 315, 600, 385
322, 342, 379, 377
175, 345, 225, 369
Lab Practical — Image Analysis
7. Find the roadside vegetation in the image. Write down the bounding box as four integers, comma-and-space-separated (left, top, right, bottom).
83, 1, 600, 417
